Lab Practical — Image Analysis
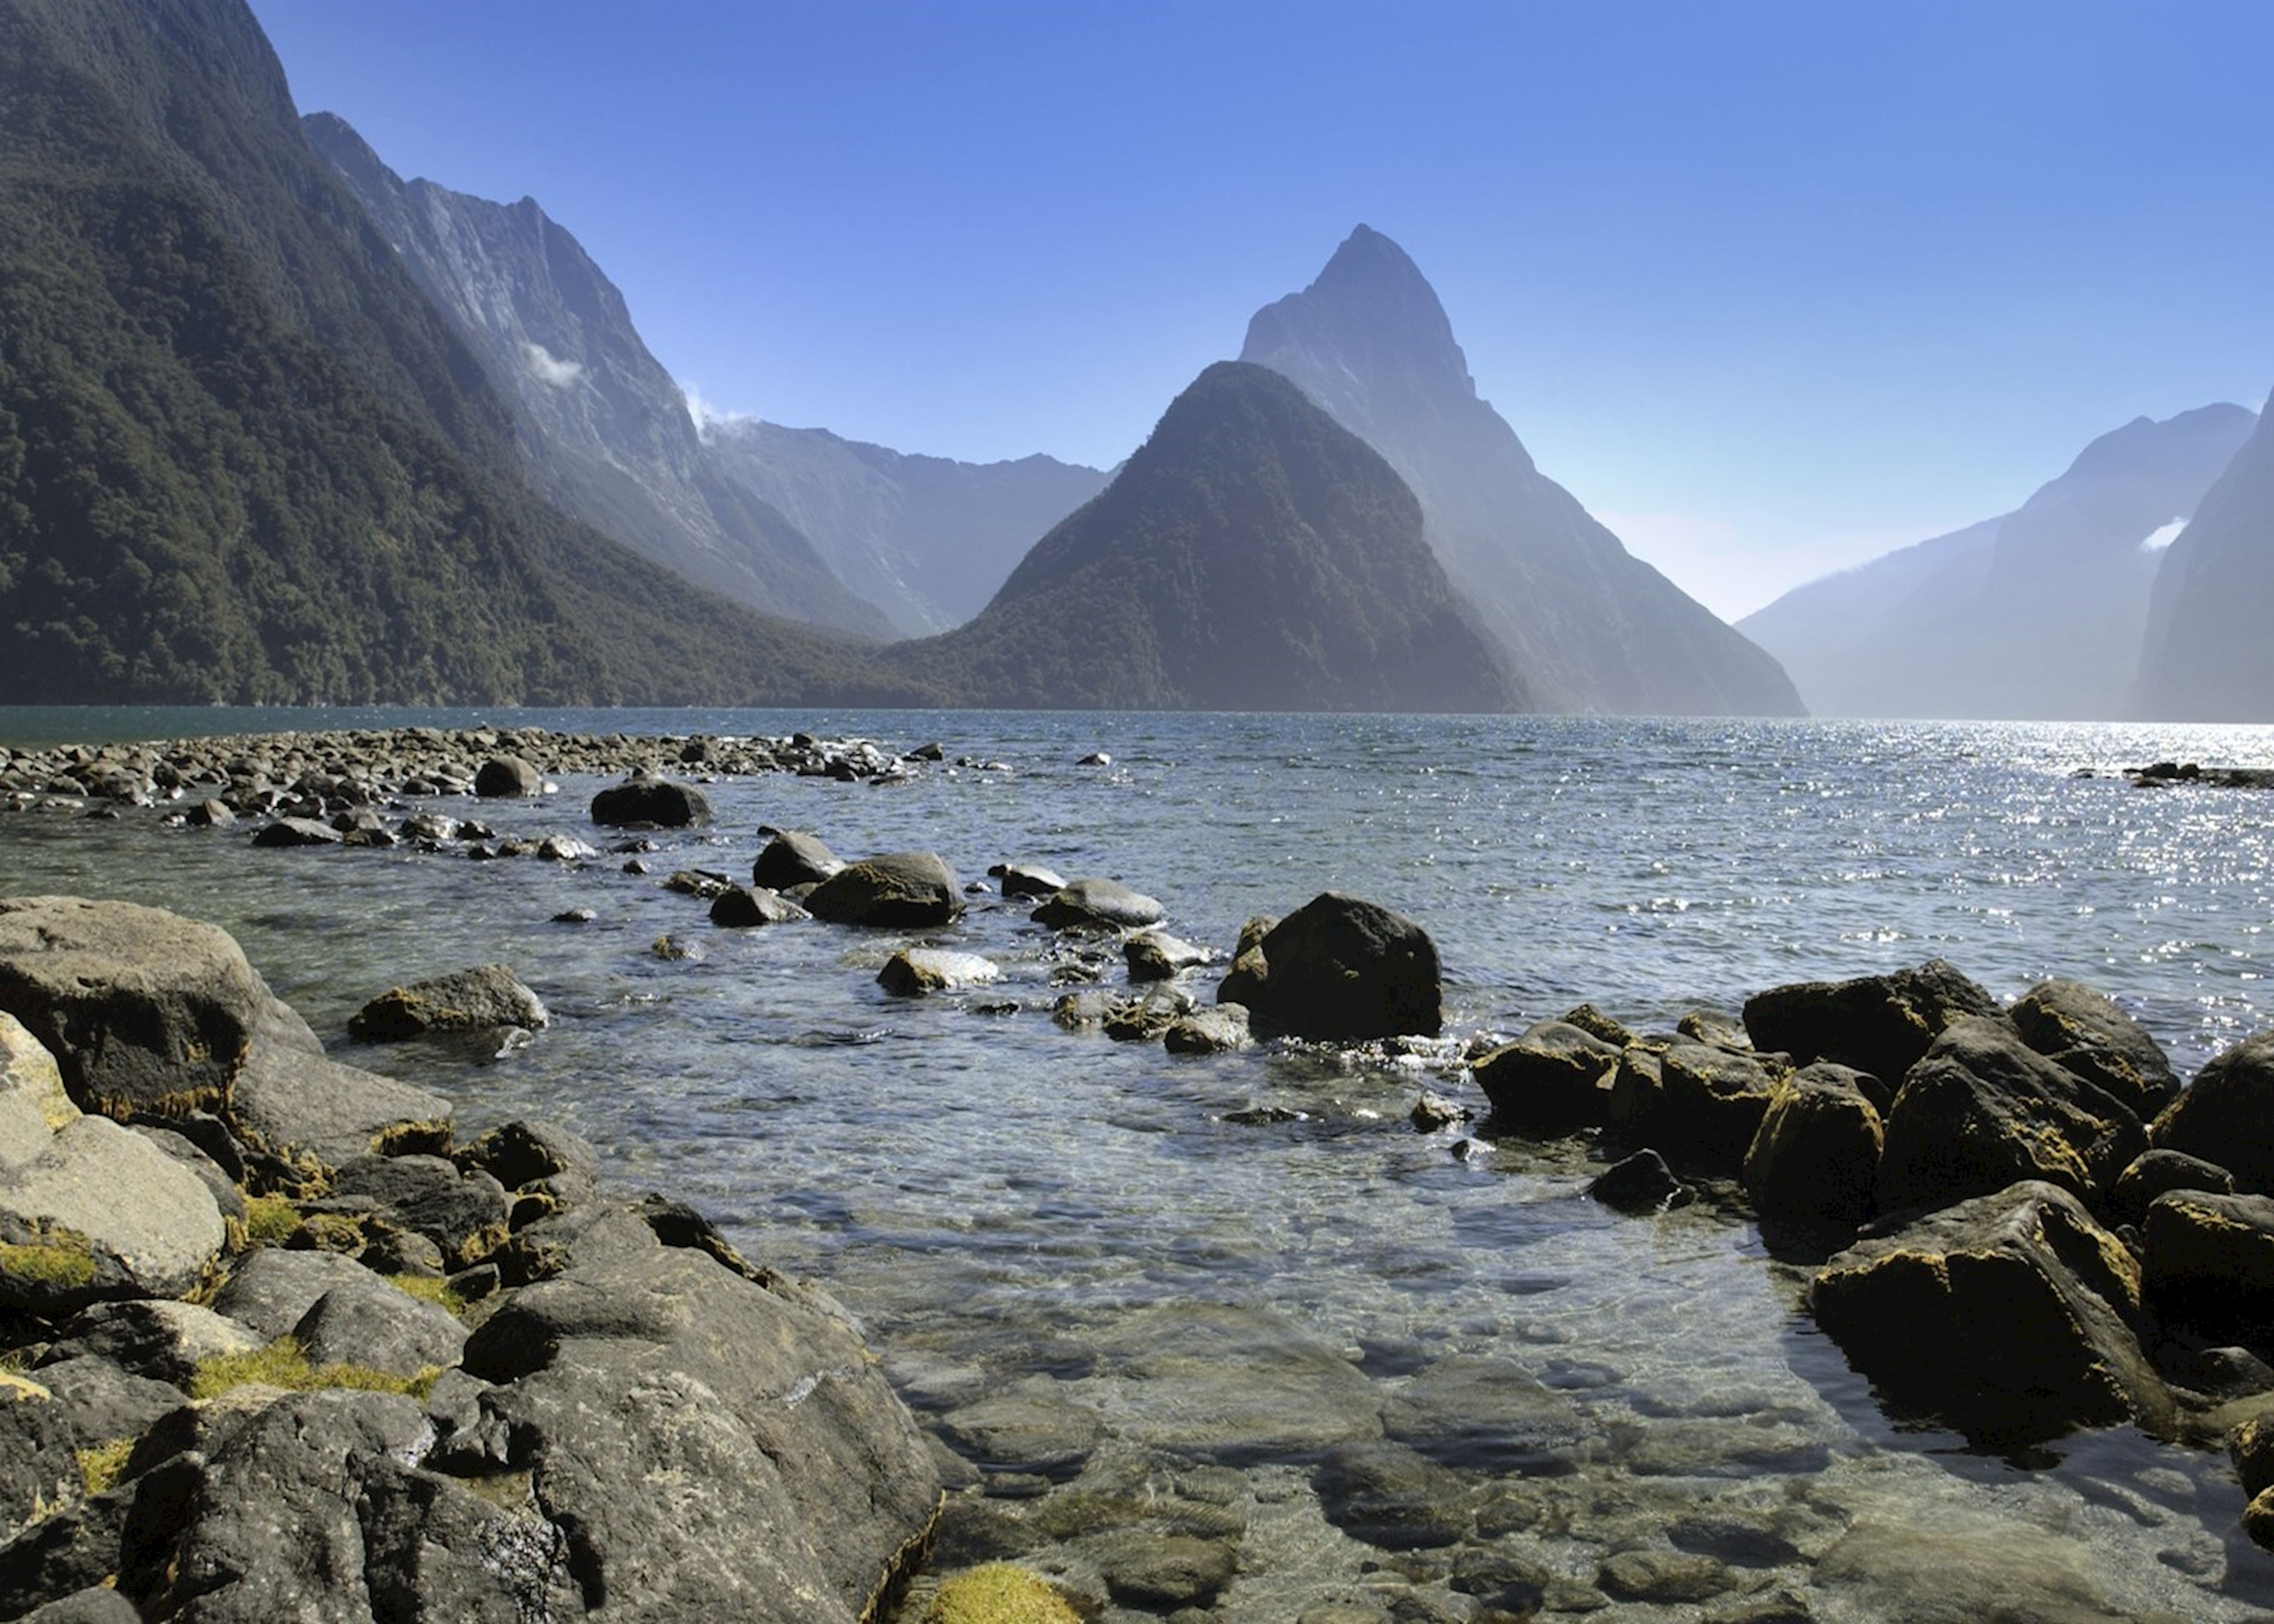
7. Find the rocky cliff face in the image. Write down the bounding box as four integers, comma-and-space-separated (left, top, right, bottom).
304, 113, 886, 638
2135, 395, 2274, 720
895, 361, 1519, 711
701, 419, 1108, 635
1743, 404, 2255, 719
1240, 226, 1803, 717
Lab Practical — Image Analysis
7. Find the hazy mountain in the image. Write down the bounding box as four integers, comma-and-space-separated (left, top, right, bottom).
1742, 404, 2255, 719
895, 361, 1519, 711
700, 420, 1109, 635
2134, 395, 2274, 719
0, 0, 902, 705
1240, 226, 1802, 717
302, 113, 888, 638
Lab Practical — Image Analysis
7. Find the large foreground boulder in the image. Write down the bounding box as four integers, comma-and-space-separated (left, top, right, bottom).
1472, 1022, 1619, 1135
1742, 958, 1998, 1089
1875, 1017, 2146, 1216
803, 852, 962, 927
2151, 1031, 2274, 1192
1742, 1062, 1884, 1229
1217, 893, 1441, 1040
2140, 1189, 2274, 1348
456, 1201, 942, 1620
2007, 978, 2181, 1121
1808, 1180, 2171, 1443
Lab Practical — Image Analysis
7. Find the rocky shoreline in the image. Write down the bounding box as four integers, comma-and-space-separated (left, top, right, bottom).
4, 725, 2274, 1619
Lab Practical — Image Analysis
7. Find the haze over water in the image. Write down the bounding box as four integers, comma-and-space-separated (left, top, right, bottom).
7, 706, 2274, 1616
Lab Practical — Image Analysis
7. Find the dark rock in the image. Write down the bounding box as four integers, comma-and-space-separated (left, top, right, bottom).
2234, 1411, 2274, 1498
878, 949, 1001, 997
1655, 1040, 1787, 1171
353, 1455, 581, 1624
1125, 929, 1210, 982
0, 897, 269, 1118
2112, 1147, 2234, 1227
1667, 1512, 1805, 1569
1742, 959, 1999, 1087
1742, 1062, 1885, 1228
753, 829, 843, 890
348, 965, 548, 1042
663, 868, 733, 898
1809, 1179, 2171, 1442
1588, 1148, 1690, 1215
1409, 1091, 1469, 1132
209, 1248, 382, 1339
804, 852, 962, 927
551, 906, 596, 924
472, 755, 543, 798
1103, 985, 1196, 1042
1078, 751, 1112, 767
291, 1279, 467, 1378
1605, 1044, 1667, 1145
1561, 1003, 1639, 1047
250, 816, 343, 848
1676, 1008, 1750, 1049
2008, 978, 2181, 1120
40, 1299, 258, 1387
455, 1203, 941, 1620
589, 775, 712, 828
1313, 1439, 1469, 1549
709, 884, 810, 927
987, 861, 1066, 899
2141, 1189, 2274, 1344
2156, 1340, 2274, 1399
534, 834, 596, 862
228, 1001, 454, 1173
33, 1355, 185, 1447
1875, 1016, 2146, 1216
1448, 1545, 1553, 1613
185, 799, 236, 829
454, 1118, 599, 1196
1472, 1022, 1621, 1135
1165, 1005, 1252, 1055
1224, 893, 1441, 1041
1032, 878, 1164, 931
331, 1155, 511, 1271
2151, 1030, 2274, 1192
0, 1496, 135, 1621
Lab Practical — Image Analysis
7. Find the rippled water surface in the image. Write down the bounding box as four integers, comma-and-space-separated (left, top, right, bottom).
7, 706, 2274, 1619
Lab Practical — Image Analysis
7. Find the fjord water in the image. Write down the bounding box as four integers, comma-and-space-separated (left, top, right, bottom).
7, 707, 2274, 1616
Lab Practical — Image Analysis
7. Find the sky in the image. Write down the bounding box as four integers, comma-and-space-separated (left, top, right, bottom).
244, 0, 2274, 621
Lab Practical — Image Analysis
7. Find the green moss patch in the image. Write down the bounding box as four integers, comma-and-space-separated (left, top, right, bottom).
0, 1234, 100, 1289
384, 1273, 471, 1321
922, 1564, 1082, 1624
189, 1335, 439, 1403
76, 1437, 135, 1497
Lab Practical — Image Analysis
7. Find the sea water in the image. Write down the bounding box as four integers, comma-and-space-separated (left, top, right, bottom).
5, 707, 2274, 1618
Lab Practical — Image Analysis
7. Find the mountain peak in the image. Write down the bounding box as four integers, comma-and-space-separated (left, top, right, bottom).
1242, 225, 1475, 408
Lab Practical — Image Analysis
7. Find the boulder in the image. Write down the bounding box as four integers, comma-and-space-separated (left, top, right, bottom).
250, 817, 342, 848
804, 852, 962, 927
1221, 893, 1441, 1041
589, 775, 712, 828
453, 1119, 599, 1202
0, 1013, 75, 1170
2008, 978, 2180, 1120
347, 965, 548, 1042
1741, 958, 1999, 1088
0, 1112, 225, 1313
1655, 1040, 1788, 1172
2140, 1189, 2274, 1346
754, 829, 843, 891
878, 949, 1001, 997
1124, 930, 1210, 983
332, 1155, 511, 1272
1876, 1016, 2146, 1216
1031, 878, 1164, 931
227, 1003, 454, 1174
1588, 1148, 1689, 1215
1742, 1062, 1885, 1228
987, 861, 1066, 899
472, 756, 542, 798
455, 1202, 941, 1621
291, 1280, 467, 1378
41, 1299, 259, 1387
1164, 1006, 1252, 1055
1808, 1180, 2170, 1442
709, 885, 811, 927
0, 897, 268, 1119
1471, 1022, 1620, 1135
210, 1248, 390, 1340
2111, 1147, 2234, 1227
2151, 1030, 2274, 1192
1312, 1439, 1469, 1550
534, 834, 596, 863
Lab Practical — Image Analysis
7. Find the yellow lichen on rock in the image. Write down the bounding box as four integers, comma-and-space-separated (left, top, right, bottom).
922, 1563, 1082, 1624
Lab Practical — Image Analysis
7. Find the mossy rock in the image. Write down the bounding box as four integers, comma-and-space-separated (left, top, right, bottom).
923, 1563, 1081, 1624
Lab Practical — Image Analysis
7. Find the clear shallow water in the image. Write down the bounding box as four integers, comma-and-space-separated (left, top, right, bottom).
7, 707, 2274, 1618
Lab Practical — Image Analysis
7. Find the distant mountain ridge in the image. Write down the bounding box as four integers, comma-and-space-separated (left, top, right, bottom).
1741, 404, 2256, 719
699, 418, 1109, 635
894, 361, 1519, 711
302, 112, 890, 638
1241, 226, 1803, 717
2134, 393, 2274, 719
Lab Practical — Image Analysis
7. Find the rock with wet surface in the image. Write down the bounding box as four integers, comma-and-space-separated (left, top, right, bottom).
1742, 958, 1999, 1089
1472, 1021, 1621, 1135
879, 949, 1002, 997
348, 965, 548, 1042
710, 884, 811, 927
754, 829, 844, 891
1032, 879, 1164, 932
2151, 1030, 2274, 1193
1742, 1061, 1885, 1228
988, 861, 1066, 899
804, 852, 963, 927
2008, 977, 2181, 1121
1221, 893, 1442, 1041
472, 755, 543, 798
1124, 929, 1210, 982
589, 774, 712, 828
2140, 1189, 2274, 1345
1164, 1005, 1252, 1055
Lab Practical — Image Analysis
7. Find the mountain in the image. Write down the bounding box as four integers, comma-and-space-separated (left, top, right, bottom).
0, 0, 898, 705
700, 420, 1109, 635
895, 361, 1519, 711
1741, 404, 2256, 719
301, 113, 887, 638
2134, 395, 2274, 719
1240, 226, 1802, 717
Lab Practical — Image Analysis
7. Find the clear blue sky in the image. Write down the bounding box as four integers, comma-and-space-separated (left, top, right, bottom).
246, 0, 2274, 619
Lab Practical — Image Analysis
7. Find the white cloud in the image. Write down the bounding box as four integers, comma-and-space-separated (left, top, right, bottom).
679, 380, 755, 439
2140, 519, 2187, 554
523, 341, 584, 389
